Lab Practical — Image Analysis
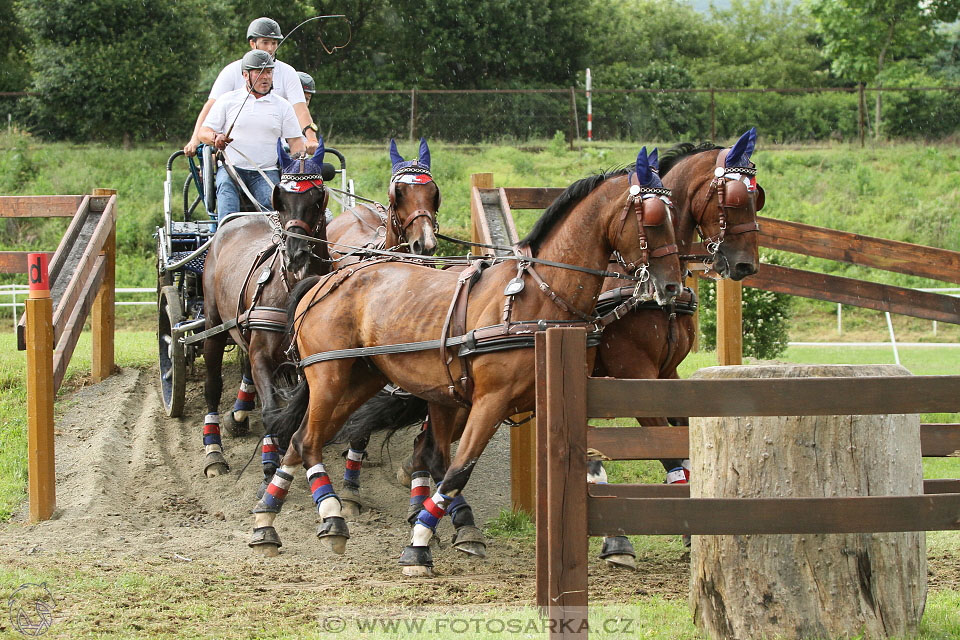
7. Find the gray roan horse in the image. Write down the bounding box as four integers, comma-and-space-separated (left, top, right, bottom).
198, 141, 331, 481
254, 147, 683, 576
330, 128, 764, 569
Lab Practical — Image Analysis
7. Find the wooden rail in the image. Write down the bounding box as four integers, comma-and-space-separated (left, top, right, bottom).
536, 327, 960, 639
3, 192, 117, 522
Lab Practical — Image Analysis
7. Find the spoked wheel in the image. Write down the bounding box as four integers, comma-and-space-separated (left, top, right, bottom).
158, 285, 186, 418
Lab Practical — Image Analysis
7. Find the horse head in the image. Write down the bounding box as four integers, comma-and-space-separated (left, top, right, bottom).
275, 138, 333, 279
685, 128, 762, 281
610, 147, 682, 305
387, 137, 439, 255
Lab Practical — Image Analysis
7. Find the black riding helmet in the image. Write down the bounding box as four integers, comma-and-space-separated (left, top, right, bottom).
297, 72, 316, 94
247, 17, 283, 41
242, 50, 275, 71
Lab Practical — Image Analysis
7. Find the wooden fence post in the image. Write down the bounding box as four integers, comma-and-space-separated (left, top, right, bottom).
541, 327, 589, 639
716, 278, 742, 365
569, 86, 579, 150
91, 189, 116, 382
710, 89, 716, 141
469, 173, 493, 245
26, 252, 55, 522
858, 83, 866, 148
409, 89, 418, 142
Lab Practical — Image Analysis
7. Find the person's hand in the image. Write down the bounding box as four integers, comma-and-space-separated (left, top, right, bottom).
213, 133, 233, 150
183, 137, 201, 157
304, 133, 319, 155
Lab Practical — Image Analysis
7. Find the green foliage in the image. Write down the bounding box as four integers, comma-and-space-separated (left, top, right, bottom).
483, 508, 534, 539
699, 255, 793, 360
18, 0, 215, 142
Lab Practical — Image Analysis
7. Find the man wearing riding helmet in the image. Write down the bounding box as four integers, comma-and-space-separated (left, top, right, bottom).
298, 71, 316, 108
197, 50, 304, 220
184, 17, 319, 156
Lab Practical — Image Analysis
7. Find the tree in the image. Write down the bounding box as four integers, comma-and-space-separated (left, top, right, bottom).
19, 0, 213, 144
0, 0, 28, 92
811, 0, 960, 138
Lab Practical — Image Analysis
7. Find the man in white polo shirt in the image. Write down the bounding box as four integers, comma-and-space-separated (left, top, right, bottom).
184, 17, 319, 156
198, 50, 304, 220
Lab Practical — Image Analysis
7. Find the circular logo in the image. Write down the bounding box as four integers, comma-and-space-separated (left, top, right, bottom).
8, 583, 57, 636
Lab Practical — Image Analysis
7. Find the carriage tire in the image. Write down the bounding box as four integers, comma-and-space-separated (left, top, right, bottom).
158, 285, 187, 418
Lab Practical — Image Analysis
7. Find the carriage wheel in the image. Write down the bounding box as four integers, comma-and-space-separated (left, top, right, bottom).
158, 285, 186, 418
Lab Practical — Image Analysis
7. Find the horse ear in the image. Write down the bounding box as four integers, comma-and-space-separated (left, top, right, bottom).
312, 135, 325, 163
277, 139, 293, 171
389, 138, 404, 170
726, 127, 757, 167
648, 148, 659, 172
271, 184, 285, 212
418, 137, 431, 169
635, 146, 653, 186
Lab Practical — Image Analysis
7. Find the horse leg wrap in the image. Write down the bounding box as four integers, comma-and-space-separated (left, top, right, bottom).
307, 463, 341, 513
342, 448, 365, 489
448, 495, 475, 528
448, 496, 486, 557
232, 376, 256, 420
202, 413, 229, 473
667, 460, 692, 547
414, 490, 450, 532
252, 465, 295, 513
406, 471, 432, 524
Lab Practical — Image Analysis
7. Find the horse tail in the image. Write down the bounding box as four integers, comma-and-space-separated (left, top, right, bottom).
286, 274, 322, 333
268, 377, 311, 451
329, 389, 429, 445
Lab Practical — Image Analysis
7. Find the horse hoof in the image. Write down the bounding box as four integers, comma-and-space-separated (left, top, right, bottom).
452, 526, 487, 558
398, 545, 433, 577
603, 554, 637, 570
340, 486, 362, 519
401, 565, 435, 578
249, 526, 282, 556
396, 464, 412, 488
317, 516, 350, 554
599, 536, 636, 570
203, 451, 230, 477
682, 534, 692, 548
222, 412, 250, 437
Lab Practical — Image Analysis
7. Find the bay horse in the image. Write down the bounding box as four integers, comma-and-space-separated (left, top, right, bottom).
251, 147, 684, 574
336, 128, 765, 568
198, 141, 331, 478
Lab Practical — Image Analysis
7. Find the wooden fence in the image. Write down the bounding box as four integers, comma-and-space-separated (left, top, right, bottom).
534, 326, 960, 639
1, 192, 117, 521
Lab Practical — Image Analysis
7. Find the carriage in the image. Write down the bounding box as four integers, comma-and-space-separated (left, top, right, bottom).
155, 145, 352, 418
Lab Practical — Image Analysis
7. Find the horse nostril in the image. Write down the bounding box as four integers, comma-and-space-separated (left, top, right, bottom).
412, 240, 423, 255
733, 262, 757, 280
665, 283, 680, 296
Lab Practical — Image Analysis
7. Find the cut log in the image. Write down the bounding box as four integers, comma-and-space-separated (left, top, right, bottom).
689, 364, 927, 640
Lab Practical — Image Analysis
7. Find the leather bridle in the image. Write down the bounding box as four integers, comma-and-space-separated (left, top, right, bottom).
697, 149, 763, 258
614, 174, 679, 286
386, 166, 440, 241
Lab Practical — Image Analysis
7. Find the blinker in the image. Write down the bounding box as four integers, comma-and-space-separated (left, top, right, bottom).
640, 195, 667, 226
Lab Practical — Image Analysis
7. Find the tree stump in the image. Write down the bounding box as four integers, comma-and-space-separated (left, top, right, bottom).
689, 364, 927, 640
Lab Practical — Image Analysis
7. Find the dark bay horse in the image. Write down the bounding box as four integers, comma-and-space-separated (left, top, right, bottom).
198, 142, 331, 478
337, 129, 765, 569
327, 138, 439, 263
251, 148, 684, 574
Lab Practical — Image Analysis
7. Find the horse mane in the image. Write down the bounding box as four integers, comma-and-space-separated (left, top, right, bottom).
658, 142, 722, 177
518, 167, 629, 253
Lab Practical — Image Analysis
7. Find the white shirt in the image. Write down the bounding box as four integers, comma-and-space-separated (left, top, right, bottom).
202, 88, 301, 170
209, 59, 306, 106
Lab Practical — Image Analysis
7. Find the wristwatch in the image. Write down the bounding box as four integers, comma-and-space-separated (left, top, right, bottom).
302, 123, 318, 136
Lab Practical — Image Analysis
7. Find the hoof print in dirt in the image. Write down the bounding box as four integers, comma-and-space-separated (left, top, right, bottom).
317, 516, 349, 554
249, 526, 282, 557
222, 412, 250, 437
399, 545, 434, 578
203, 451, 230, 477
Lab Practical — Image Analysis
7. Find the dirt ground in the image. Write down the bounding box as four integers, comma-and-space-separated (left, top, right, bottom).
0, 365, 688, 609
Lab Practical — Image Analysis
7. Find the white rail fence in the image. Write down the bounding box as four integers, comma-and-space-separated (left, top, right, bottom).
1, 284, 154, 331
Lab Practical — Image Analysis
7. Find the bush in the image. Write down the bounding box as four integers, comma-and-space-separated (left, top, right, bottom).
698, 254, 793, 360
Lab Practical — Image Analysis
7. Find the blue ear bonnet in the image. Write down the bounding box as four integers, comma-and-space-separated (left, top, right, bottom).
632, 146, 665, 189
390, 137, 432, 174
725, 127, 757, 168
277, 137, 326, 175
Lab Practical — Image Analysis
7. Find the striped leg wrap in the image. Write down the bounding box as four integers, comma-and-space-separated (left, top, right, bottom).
666, 462, 690, 485
203, 413, 223, 454
261, 435, 282, 470
255, 468, 293, 512
233, 376, 256, 415
307, 463, 338, 508
343, 449, 365, 488
409, 471, 431, 509
415, 490, 450, 531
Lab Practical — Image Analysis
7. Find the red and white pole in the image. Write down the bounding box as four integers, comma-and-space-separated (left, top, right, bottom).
586, 68, 592, 142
